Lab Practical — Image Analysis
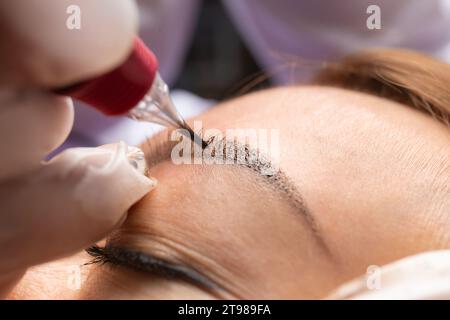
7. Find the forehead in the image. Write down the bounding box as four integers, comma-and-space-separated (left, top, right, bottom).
197, 85, 449, 221
131, 86, 448, 294
198, 86, 448, 175
191, 85, 449, 260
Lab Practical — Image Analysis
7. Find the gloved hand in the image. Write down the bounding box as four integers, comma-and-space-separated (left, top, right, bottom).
0, 0, 155, 297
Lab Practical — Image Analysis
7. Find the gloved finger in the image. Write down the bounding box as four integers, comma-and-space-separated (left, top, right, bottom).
0, 0, 138, 88
0, 141, 156, 297
0, 88, 73, 180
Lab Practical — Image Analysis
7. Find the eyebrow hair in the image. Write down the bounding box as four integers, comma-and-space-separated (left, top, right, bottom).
86, 245, 220, 291
143, 130, 330, 253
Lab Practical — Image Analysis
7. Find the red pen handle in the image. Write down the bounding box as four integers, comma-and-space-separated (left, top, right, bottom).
55, 37, 158, 115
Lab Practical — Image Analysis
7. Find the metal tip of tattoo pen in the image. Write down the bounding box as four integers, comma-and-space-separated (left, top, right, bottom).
126, 73, 208, 149
179, 121, 208, 149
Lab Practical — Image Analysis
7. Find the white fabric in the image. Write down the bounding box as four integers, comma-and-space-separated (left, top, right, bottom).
136, 0, 201, 86
137, 0, 450, 84
224, 0, 450, 83
328, 250, 450, 299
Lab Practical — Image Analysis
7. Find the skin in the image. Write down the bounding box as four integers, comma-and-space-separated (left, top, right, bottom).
8, 86, 450, 299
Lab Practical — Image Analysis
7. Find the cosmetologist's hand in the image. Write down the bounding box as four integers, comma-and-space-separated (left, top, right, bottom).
0, 0, 155, 297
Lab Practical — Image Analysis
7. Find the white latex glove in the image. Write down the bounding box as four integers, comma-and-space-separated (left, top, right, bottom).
328, 250, 450, 299
0, 0, 155, 297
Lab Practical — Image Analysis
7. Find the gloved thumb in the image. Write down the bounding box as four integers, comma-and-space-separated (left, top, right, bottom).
0, 141, 155, 297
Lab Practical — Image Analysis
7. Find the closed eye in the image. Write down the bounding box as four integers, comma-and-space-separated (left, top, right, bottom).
86, 245, 221, 292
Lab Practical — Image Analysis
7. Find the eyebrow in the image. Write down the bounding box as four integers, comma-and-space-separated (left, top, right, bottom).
143, 130, 330, 253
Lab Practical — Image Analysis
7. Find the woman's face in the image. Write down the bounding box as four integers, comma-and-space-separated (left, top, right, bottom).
11, 86, 450, 299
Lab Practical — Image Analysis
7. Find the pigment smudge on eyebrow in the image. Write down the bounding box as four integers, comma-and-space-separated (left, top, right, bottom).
231, 144, 328, 252
142, 130, 330, 254
201, 135, 325, 245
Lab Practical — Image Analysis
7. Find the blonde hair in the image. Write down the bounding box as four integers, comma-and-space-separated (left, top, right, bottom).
312, 48, 450, 128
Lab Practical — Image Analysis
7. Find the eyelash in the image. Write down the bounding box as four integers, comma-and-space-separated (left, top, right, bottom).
85, 245, 217, 290
85, 245, 118, 266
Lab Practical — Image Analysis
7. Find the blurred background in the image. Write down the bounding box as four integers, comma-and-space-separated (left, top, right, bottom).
69, 0, 450, 148
172, 1, 267, 100
137, 0, 450, 101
